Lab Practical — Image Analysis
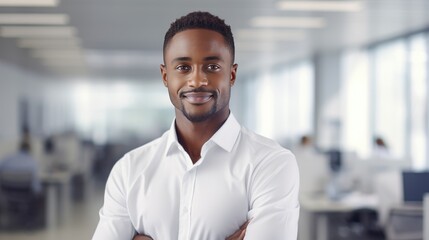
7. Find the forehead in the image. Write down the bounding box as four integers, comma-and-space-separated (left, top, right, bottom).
164, 29, 232, 63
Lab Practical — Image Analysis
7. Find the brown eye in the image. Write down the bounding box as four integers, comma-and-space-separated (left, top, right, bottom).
207, 64, 220, 71
176, 65, 191, 71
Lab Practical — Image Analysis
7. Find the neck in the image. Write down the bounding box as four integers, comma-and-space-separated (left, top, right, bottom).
175, 109, 230, 163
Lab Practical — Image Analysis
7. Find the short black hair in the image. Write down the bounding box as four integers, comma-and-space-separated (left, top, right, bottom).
163, 11, 235, 63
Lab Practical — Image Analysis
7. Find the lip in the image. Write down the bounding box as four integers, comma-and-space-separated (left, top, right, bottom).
182, 92, 213, 104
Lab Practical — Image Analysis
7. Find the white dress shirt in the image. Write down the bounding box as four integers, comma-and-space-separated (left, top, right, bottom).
93, 114, 299, 240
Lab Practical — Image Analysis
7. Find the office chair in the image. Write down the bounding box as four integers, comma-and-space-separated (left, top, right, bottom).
345, 208, 386, 239
0, 171, 44, 230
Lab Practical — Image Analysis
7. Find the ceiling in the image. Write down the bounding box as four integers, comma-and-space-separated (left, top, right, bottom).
0, 0, 428, 81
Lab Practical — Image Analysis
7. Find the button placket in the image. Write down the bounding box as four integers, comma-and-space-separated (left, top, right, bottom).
178, 165, 197, 239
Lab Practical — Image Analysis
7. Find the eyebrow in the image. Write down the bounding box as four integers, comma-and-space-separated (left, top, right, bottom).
204, 56, 223, 62
171, 57, 191, 64
170, 55, 224, 64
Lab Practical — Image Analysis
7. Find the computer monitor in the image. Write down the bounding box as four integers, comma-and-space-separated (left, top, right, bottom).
402, 171, 429, 202
327, 149, 342, 173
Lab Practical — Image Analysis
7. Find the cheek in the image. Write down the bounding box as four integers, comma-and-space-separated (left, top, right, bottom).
166, 78, 182, 93
167, 87, 178, 102
218, 84, 232, 100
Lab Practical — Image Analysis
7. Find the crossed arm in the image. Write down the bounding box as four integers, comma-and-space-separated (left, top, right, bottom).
94, 151, 299, 240
133, 221, 249, 240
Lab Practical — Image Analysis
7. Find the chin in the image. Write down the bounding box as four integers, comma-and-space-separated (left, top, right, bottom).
184, 113, 213, 122
183, 108, 217, 123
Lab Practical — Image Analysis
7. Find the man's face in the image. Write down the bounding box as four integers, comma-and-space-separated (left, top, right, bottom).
161, 29, 237, 122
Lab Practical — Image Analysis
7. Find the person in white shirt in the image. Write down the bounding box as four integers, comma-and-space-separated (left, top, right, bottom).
92, 11, 299, 240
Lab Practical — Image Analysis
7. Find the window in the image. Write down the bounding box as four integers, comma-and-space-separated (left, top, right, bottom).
373, 40, 407, 158
341, 49, 371, 158
249, 61, 314, 145
409, 34, 428, 170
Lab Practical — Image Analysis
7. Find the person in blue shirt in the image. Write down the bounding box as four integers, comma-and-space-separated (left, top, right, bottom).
0, 141, 41, 193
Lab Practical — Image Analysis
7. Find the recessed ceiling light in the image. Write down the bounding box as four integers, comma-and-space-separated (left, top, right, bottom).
251, 17, 325, 28
236, 29, 305, 40
0, 0, 58, 7
0, 14, 68, 25
0, 26, 76, 38
277, 1, 363, 12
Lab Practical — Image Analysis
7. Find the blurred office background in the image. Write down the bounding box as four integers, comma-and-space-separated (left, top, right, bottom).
0, 0, 429, 239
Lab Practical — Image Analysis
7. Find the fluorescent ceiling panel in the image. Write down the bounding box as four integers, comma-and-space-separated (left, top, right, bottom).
31, 49, 84, 59
236, 29, 305, 40
48, 68, 88, 75
18, 38, 81, 48
277, 1, 363, 12
40, 59, 85, 67
0, 0, 58, 6
47, 65, 86, 70
41, 61, 86, 67
251, 17, 325, 28
0, 14, 68, 25
0, 26, 76, 38
236, 42, 278, 52
86, 50, 163, 68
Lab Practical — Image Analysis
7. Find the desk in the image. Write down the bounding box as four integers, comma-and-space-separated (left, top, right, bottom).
40, 171, 71, 229
386, 204, 424, 240
300, 192, 378, 240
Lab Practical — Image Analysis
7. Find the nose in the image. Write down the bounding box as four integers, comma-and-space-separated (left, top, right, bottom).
187, 68, 208, 88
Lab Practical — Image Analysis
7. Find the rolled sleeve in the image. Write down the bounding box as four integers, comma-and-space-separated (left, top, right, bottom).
246, 150, 300, 240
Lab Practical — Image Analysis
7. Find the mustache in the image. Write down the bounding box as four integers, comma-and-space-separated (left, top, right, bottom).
179, 87, 217, 98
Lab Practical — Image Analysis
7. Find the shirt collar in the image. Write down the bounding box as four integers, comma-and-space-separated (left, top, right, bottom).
165, 113, 241, 156
210, 113, 241, 152
165, 119, 180, 156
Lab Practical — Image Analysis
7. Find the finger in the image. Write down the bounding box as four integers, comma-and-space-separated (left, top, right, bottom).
133, 235, 153, 240
239, 220, 250, 230
226, 220, 250, 240
238, 228, 246, 240
226, 229, 241, 240
226, 227, 242, 240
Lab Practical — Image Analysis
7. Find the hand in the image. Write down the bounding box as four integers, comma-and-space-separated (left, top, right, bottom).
226, 220, 249, 240
132, 234, 153, 240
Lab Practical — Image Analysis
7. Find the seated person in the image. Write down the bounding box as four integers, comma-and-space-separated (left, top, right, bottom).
0, 141, 41, 194
0, 141, 45, 228
292, 135, 329, 196
373, 136, 391, 158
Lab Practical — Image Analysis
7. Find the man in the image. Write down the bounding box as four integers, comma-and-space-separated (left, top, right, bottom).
0, 141, 41, 194
93, 11, 299, 240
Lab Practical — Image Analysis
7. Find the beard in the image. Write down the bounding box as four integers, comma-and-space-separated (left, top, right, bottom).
177, 87, 219, 122
180, 102, 217, 122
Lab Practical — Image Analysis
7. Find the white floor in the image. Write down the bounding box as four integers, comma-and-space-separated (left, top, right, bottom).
0, 181, 104, 240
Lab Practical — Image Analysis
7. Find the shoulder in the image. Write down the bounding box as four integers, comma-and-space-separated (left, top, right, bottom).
239, 127, 295, 163
237, 128, 298, 181
239, 129, 300, 209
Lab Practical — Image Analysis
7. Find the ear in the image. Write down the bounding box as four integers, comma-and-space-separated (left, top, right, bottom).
230, 63, 238, 86
160, 64, 168, 87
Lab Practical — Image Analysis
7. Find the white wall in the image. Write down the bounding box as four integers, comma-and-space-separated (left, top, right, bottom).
313, 52, 342, 150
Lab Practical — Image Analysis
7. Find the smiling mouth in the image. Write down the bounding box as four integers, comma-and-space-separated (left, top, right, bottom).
182, 92, 213, 104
